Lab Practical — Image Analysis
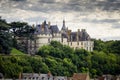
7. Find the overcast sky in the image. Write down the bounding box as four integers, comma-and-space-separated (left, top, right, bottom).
0, 0, 120, 40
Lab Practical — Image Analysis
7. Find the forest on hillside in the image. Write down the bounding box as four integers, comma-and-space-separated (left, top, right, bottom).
0, 17, 120, 78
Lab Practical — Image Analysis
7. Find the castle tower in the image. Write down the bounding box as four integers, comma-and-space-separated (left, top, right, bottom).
61, 20, 67, 33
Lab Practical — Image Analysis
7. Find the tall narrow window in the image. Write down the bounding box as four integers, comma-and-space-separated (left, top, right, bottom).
81, 42, 83, 45
48, 38, 50, 43
77, 42, 79, 45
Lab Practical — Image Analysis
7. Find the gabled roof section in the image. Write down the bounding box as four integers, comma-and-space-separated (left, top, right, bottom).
79, 29, 91, 41
62, 32, 68, 38
70, 32, 77, 41
34, 24, 50, 34
50, 25, 59, 33
68, 29, 91, 41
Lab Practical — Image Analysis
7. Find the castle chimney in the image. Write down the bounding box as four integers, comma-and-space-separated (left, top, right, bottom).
48, 21, 51, 28
32, 24, 35, 28
42, 22, 44, 32
77, 29, 80, 45
67, 30, 71, 42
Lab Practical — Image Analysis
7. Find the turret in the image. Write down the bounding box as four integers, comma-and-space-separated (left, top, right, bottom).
61, 20, 67, 33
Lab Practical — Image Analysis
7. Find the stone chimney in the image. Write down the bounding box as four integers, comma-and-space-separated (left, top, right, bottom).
77, 29, 80, 43
67, 30, 71, 41
48, 21, 51, 28
41, 22, 44, 32
32, 24, 35, 28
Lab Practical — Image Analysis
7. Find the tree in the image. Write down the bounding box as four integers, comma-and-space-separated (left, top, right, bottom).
0, 18, 13, 54
10, 22, 35, 53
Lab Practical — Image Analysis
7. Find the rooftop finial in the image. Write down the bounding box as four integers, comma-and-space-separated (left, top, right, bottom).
61, 19, 67, 32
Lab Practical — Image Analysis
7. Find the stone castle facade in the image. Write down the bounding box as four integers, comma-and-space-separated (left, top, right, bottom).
26, 20, 94, 54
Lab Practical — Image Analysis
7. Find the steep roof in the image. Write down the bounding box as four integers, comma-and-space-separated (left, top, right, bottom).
34, 24, 50, 34
50, 25, 59, 33
79, 29, 90, 41
68, 31, 90, 41
35, 22, 59, 35
62, 32, 68, 38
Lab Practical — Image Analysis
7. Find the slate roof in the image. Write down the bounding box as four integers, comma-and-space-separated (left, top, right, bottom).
35, 22, 59, 35
34, 21, 91, 41
62, 32, 68, 38
79, 29, 90, 41
67, 30, 90, 41
50, 25, 59, 33
61, 25, 67, 31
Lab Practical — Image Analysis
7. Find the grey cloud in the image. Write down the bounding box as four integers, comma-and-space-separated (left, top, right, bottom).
82, 18, 119, 23
25, 16, 47, 22
0, 0, 120, 13
95, 0, 120, 11
112, 23, 120, 29
10, 0, 27, 1
3, 17, 22, 22
103, 36, 120, 41
39, 0, 56, 4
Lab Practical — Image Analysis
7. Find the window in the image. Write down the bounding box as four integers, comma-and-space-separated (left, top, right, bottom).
87, 47, 88, 51
77, 42, 79, 45
81, 42, 83, 45
48, 38, 50, 43
76, 47, 78, 49
29, 77, 31, 79
24, 77, 26, 79
71, 42, 72, 45
62, 37, 63, 42
42, 77, 45, 80
36, 77, 38, 80
48, 77, 50, 80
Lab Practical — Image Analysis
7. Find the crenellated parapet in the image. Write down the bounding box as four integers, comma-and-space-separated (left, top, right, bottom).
36, 34, 52, 38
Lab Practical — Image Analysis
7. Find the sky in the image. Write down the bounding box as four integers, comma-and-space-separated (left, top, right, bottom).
0, 0, 120, 40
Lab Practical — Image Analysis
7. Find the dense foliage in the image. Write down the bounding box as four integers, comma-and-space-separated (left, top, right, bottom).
0, 18, 120, 78
0, 17, 35, 54
0, 18, 13, 54
0, 41, 120, 78
37, 41, 120, 77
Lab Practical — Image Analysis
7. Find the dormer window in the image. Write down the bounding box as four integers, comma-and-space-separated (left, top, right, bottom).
42, 77, 45, 80
36, 77, 38, 80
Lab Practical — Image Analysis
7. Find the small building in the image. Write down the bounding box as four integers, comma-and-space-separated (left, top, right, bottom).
98, 75, 120, 80
22, 73, 53, 80
54, 76, 68, 80
72, 73, 90, 80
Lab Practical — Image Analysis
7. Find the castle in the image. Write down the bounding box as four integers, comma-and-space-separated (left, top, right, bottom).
26, 20, 94, 54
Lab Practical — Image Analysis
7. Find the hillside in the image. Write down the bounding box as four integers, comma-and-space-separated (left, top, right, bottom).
0, 41, 120, 78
